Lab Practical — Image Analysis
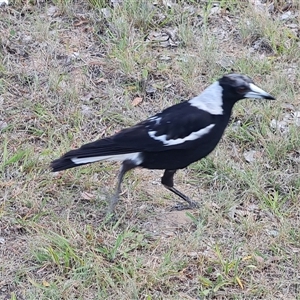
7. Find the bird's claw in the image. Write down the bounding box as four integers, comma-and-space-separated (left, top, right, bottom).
170, 201, 199, 211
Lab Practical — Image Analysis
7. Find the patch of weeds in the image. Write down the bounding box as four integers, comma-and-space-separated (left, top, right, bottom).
105, 0, 156, 43
0, 53, 6, 75
198, 244, 254, 297
177, 16, 197, 48
288, 228, 300, 246
103, 16, 153, 80
190, 157, 217, 178
87, 0, 107, 9
189, 165, 224, 196
0, 138, 34, 173
264, 134, 298, 169
290, 177, 300, 191
51, 0, 77, 14
119, 0, 156, 32
234, 56, 273, 76
29, 227, 151, 298
260, 190, 289, 217
177, 33, 220, 89
239, 7, 299, 58
32, 232, 84, 274
219, 0, 244, 12
95, 230, 147, 262
227, 121, 258, 146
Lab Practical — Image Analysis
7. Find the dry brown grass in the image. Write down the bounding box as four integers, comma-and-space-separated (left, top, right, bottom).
1, 0, 300, 299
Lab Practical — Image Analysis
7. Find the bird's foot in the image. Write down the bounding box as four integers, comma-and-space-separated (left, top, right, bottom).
170, 201, 199, 211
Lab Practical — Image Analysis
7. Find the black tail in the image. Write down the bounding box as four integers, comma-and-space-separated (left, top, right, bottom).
50, 141, 108, 172
50, 137, 137, 172
50, 157, 87, 172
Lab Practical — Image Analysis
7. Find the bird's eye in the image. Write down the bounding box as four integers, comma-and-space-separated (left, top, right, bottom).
236, 86, 247, 94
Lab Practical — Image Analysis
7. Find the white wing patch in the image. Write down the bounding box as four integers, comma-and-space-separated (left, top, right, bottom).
148, 124, 215, 146
71, 152, 143, 165
189, 81, 223, 115
147, 116, 161, 125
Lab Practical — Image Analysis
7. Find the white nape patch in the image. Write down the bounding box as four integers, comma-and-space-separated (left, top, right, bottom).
245, 83, 270, 99
148, 124, 215, 146
71, 152, 143, 165
189, 81, 223, 115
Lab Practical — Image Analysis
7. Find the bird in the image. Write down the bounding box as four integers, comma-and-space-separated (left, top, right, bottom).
51, 74, 275, 214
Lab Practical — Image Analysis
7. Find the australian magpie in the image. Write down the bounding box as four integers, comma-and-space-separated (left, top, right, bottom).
51, 74, 275, 213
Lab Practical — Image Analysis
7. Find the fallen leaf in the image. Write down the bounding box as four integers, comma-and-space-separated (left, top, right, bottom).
74, 18, 89, 27
132, 97, 143, 107
236, 276, 244, 289
243, 150, 260, 163
43, 280, 50, 287
242, 255, 252, 261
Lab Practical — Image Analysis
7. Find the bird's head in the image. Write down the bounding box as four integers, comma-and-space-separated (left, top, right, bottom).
219, 74, 275, 102
189, 73, 275, 115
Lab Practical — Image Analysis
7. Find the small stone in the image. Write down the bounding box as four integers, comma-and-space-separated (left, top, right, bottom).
243, 150, 258, 163
280, 11, 293, 21
267, 229, 278, 237
47, 5, 57, 16
0, 121, 8, 130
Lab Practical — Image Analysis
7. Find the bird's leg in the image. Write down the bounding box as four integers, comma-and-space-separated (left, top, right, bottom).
107, 160, 137, 215
161, 169, 199, 210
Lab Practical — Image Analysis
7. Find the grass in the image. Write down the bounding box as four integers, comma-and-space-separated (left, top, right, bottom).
1, 0, 300, 299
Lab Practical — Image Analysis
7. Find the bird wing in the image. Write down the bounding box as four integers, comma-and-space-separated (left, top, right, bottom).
112, 102, 216, 152
54, 102, 217, 165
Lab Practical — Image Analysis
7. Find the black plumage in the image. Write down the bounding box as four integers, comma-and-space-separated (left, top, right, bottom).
51, 74, 275, 213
